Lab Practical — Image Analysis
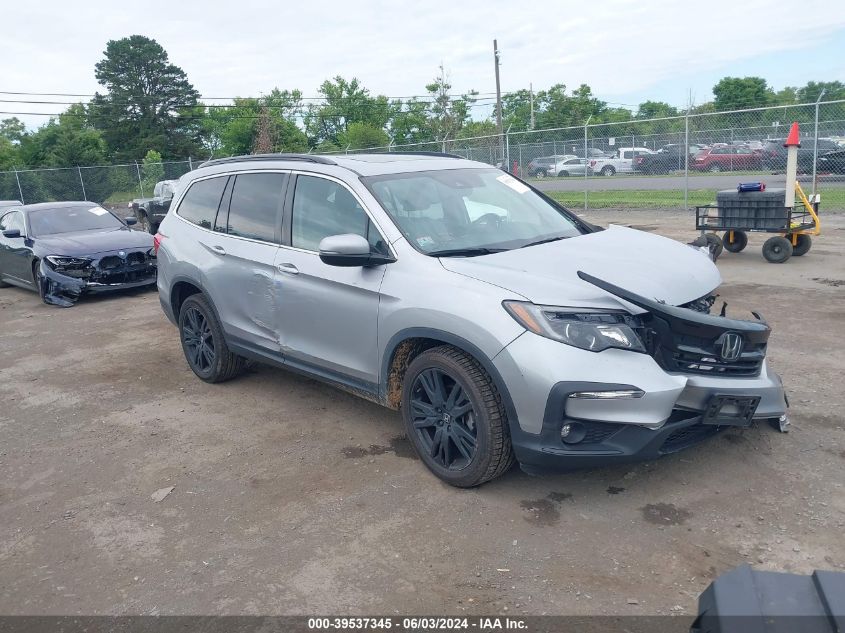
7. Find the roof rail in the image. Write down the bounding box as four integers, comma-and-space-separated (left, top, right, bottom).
365, 151, 465, 159
198, 153, 336, 169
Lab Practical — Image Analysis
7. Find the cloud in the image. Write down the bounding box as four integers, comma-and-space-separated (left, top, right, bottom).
1, 0, 843, 129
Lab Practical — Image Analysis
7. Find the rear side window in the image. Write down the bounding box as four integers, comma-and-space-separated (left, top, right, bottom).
225, 173, 286, 243
177, 177, 227, 229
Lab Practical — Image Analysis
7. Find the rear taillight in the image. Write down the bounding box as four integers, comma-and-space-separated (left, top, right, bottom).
636, 157, 644, 164
590, 160, 596, 167
153, 232, 166, 255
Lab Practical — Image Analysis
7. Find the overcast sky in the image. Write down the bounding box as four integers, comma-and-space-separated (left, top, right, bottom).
2, 0, 844, 129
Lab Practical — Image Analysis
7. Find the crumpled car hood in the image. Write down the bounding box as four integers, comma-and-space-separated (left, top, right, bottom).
439, 225, 720, 311
34, 228, 154, 257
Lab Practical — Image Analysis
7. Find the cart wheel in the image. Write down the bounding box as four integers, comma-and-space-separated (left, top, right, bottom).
722, 230, 748, 253
791, 234, 812, 257
762, 236, 793, 263
705, 233, 723, 259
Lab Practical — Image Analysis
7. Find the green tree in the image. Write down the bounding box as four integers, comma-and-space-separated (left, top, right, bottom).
338, 122, 389, 150
712, 77, 773, 111
305, 77, 390, 147
0, 118, 26, 143
390, 99, 435, 146
203, 88, 307, 156
0, 136, 18, 170
424, 65, 476, 143
90, 35, 203, 160
18, 104, 107, 167
141, 149, 164, 194
795, 80, 845, 103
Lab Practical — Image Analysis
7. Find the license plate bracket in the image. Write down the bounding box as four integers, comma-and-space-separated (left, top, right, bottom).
702, 395, 760, 427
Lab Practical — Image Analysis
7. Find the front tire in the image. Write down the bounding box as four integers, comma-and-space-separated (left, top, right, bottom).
708, 164, 722, 172
401, 346, 514, 487
600, 166, 616, 176
179, 294, 245, 383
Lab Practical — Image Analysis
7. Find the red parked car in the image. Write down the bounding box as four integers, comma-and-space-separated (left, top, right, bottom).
692, 146, 762, 172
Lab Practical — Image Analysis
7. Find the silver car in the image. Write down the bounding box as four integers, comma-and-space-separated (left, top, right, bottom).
155, 153, 788, 487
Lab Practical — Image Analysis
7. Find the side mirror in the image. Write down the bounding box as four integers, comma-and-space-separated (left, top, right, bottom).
318, 234, 394, 267
125, 216, 138, 226
2, 229, 21, 238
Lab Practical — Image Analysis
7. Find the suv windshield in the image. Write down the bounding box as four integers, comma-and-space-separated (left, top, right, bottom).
364, 168, 583, 255
28, 206, 123, 236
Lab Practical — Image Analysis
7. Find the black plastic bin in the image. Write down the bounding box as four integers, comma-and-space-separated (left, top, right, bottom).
715, 188, 789, 230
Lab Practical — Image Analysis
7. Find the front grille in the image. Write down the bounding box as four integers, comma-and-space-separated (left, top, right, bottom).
633, 301, 768, 377
91, 250, 156, 284
660, 422, 723, 454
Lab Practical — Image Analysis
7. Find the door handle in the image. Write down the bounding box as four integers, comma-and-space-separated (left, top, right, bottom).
277, 263, 299, 275
210, 245, 226, 255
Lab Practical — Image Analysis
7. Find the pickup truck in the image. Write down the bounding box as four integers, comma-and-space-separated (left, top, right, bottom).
633, 144, 707, 175
129, 180, 177, 234
589, 147, 654, 176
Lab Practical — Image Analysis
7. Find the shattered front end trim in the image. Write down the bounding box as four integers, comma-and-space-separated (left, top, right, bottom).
577, 271, 771, 377
38, 249, 157, 307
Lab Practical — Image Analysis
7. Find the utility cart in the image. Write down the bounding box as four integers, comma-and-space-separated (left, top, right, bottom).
695, 182, 821, 263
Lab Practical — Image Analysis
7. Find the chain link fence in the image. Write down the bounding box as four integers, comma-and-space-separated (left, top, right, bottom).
0, 160, 196, 209
349, 99, 845, 212
2, 100, 844, 212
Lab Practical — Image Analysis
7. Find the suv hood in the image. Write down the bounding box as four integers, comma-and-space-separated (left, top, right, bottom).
439, 225, 720, 312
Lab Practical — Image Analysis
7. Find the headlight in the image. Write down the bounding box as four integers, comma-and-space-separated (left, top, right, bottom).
503, 301, 646, 353
45, 255, 93, 270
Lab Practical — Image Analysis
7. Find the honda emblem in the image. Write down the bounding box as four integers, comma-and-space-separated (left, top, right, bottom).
720, 333, 743, 362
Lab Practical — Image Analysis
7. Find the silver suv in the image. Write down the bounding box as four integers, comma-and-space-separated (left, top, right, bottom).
155, 153, 788, 487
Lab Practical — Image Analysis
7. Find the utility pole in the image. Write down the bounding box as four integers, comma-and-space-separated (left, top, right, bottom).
529, 82, 535, 130
494, 39, 504, 165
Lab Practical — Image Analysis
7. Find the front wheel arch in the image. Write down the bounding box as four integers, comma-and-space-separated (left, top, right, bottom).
380, 328, 520, 432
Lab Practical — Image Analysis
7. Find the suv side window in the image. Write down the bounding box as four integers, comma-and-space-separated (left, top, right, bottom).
177, 176, 227, 229
291, 175, 385, 253
225, 173, 286, 243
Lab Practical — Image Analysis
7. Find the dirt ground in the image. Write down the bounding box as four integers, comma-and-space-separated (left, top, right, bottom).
1, 210, 843, 617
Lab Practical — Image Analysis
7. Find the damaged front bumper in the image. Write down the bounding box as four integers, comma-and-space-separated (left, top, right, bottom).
494, 272, 788, 473
39, 258, 156, 307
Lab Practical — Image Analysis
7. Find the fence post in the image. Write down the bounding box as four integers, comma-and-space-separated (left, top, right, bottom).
812, 91, 826, 196
584, 116, 592, 212
135, 161, 144, 197
77, 166, 87, 201
188, 156, 193, 171
14, 168, 24, 204
684, 112, 690, 211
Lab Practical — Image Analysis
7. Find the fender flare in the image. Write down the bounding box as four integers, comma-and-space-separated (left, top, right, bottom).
380, 327, 521, 431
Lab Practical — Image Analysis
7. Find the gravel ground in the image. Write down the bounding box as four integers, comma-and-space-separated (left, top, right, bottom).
1, 210, 843, 616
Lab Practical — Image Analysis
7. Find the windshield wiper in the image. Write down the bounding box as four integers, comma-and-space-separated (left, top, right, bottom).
427, 247, 507, 257
520, 235, 569, 249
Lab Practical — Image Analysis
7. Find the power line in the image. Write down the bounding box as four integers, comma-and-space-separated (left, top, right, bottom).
0, 89, 500, 101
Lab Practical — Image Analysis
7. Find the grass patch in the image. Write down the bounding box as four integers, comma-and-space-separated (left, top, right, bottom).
547, 189, 845, 211
104, 190, 140, 205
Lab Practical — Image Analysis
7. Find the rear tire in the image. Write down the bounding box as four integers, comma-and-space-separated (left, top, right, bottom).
708, 164, 722, 172
558, 170, 569, 177
179, 294, 245, 383
600, 166, 615, 176
791, 234, 812, 256
762, 236, 793, 263
401, 346, 514, 487
722, 230, 748, 253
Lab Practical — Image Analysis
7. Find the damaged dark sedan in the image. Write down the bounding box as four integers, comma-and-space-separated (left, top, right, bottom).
0, 201, 157, 307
